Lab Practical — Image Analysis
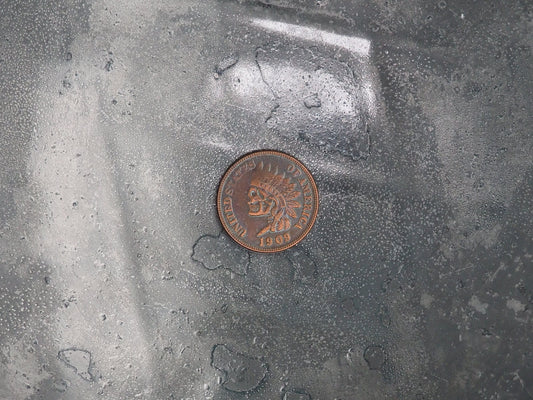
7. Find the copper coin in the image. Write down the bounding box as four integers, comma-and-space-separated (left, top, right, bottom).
217, 150, 318, 253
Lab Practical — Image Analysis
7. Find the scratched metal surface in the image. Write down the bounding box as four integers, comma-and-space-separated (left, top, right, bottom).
0, 0, 532, 399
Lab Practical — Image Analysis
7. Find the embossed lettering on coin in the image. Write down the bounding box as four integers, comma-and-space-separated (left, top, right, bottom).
217, 151, 318, 252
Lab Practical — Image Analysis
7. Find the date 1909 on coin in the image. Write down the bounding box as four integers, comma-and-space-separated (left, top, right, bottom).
217, 150, 318, 253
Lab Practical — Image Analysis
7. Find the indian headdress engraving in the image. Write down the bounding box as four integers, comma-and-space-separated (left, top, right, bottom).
247, 161, 302, 237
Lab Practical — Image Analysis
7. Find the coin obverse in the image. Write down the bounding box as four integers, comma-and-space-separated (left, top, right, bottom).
217, 150, 319, 253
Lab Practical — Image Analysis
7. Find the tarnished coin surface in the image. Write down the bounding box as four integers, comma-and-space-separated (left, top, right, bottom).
217, 150, 318, 253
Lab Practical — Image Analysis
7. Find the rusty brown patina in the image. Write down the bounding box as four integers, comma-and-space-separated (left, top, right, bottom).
217, 150, 318, 253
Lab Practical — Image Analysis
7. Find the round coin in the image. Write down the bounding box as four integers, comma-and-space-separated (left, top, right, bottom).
217, 150, 318, 253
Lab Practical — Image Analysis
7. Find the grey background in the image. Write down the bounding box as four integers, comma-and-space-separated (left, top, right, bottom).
0, 0, 531, 399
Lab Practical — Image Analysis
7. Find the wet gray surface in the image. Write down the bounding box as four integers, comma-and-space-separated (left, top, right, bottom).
0, 0, 532, 399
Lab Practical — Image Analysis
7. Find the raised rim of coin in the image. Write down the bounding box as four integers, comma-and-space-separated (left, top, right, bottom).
217, 150, 319, 253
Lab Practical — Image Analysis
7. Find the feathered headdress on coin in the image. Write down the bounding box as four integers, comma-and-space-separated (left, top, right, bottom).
250, 162, 301, 236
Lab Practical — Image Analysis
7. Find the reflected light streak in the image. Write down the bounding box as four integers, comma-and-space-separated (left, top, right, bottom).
251, 18, 370, 57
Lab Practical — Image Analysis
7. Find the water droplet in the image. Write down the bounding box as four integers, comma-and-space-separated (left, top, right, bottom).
53, 379, 71, 392
215, 53, 239, 76
284, 390, 311, 400
192, 234, 250, 275
104, 59, 114, 71
211, 344, 267, 393
364, 345, 386, 370
58, 349, 94, 381
303, 94, 321, 108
